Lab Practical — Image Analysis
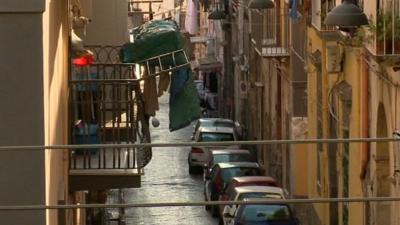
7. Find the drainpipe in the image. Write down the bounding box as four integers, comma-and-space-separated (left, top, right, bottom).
360, 49, 369, 181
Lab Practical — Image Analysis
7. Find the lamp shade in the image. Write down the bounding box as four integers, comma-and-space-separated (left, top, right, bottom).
248, 0, 274, 9
208, 10, 226, 20
325, 1, 368, 27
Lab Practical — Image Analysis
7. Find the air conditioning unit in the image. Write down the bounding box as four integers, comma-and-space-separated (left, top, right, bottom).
239, 81, 248, 98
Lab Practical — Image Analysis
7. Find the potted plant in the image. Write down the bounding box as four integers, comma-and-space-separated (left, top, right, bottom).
369, 11, 400, 54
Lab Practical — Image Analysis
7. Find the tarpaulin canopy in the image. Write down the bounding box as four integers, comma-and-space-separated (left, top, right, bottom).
120, 19, 187, 66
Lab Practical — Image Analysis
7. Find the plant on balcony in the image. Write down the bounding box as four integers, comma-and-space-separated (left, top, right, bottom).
369, 11, 400, 54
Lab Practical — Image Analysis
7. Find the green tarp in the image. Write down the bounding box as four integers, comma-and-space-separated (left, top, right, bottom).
120, 19, 187, 66
169, 67, 201, 131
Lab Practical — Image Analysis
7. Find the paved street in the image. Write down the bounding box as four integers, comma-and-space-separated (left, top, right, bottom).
107, 94, 218, 225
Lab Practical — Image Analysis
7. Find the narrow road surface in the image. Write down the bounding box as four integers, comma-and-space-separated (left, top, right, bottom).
108, 94, 217, 225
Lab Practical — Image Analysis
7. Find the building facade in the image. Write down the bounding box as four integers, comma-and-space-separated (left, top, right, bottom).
0, 0, 70, 224
306, 0, 400, 225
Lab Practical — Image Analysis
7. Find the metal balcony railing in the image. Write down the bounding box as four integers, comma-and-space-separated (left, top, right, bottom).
69, 63, 152, 169
68, 46, 152, 190
311, 0, 336, 32
366, 8, 400, 56
250, 8, 290, 57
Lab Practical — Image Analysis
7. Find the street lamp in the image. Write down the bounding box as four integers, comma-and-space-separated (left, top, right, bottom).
325, 0, 368, 27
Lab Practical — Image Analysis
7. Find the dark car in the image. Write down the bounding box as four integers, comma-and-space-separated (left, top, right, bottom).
218, 176, 279, 219
204, 149, 254, 180
224, 199, 299, 225
204, 162, 262, 216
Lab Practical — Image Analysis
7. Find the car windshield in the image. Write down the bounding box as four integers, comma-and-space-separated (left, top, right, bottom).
199, 132, 234, 142
238, 192, 283, 201
201, 120, 233, 128
221, 167, 260, 182
240, 204, 292, 222
212, 153, 252, 166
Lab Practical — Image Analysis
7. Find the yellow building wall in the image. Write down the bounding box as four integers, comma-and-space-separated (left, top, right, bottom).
341, 47, 364, 225
367, 58, 399, 225
306, 26, 329, 225
306, 41, 366, 225
43, 0, 70, 224
291, 119, 309, 197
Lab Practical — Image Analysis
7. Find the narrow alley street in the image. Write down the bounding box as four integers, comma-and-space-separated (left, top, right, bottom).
107, 93, 218, 225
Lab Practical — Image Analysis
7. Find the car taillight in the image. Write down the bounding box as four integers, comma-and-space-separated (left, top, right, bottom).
191, 147, 204, 153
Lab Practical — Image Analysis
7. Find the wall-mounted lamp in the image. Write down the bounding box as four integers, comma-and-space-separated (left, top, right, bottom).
324, 0, 368, 27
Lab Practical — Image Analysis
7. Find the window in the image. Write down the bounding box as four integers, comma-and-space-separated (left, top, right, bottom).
241, 204, 292, 222
199, 132, 234, 142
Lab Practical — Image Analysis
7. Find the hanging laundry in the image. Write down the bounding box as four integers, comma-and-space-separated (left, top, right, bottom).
143, 68, 159, 116
184, 0, 199, 35
158, 72, 170, 97
289, 0, 299, 21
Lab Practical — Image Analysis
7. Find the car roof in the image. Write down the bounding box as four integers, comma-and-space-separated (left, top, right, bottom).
240, 198, 290, 207
231, 176, 276, 183
211, 149, 250, 155
198, 118, 234, 123
199, 126, 235, 133
234, 186, 285, 195
216, 162, 260, 169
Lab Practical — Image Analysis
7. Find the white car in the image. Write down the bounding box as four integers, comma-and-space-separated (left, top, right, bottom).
222, 186, 286, 225
191, 118, 242, 140
188, 126, 238, 174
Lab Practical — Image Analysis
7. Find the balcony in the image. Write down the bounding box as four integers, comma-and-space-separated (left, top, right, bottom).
366, 10, 400, 56
69, 46, 151, 191
250, 8, 290, 58
310, 0, 337, 33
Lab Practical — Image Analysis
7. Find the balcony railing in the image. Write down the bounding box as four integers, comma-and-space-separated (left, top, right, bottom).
366, 9, 400, 56
250, 8, 290, 57
310, 0, 336, 32
69, 46, 151, 190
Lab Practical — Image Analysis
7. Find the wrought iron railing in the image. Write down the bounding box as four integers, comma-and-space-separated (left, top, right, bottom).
250, 9, 290, 57
69, 46, 152, 171
311, 0, 337, 32
366, 8, 400, 56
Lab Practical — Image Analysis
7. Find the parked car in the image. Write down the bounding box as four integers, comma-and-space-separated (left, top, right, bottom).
221, 186, 286, 225
223, 198, 299, 225
204, 162, 262, 216
188, 126, 238, 174
221, 176, 279, 200
204, 149, 254, 180
191, 118, 242, 140
218, 176, 279, 219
